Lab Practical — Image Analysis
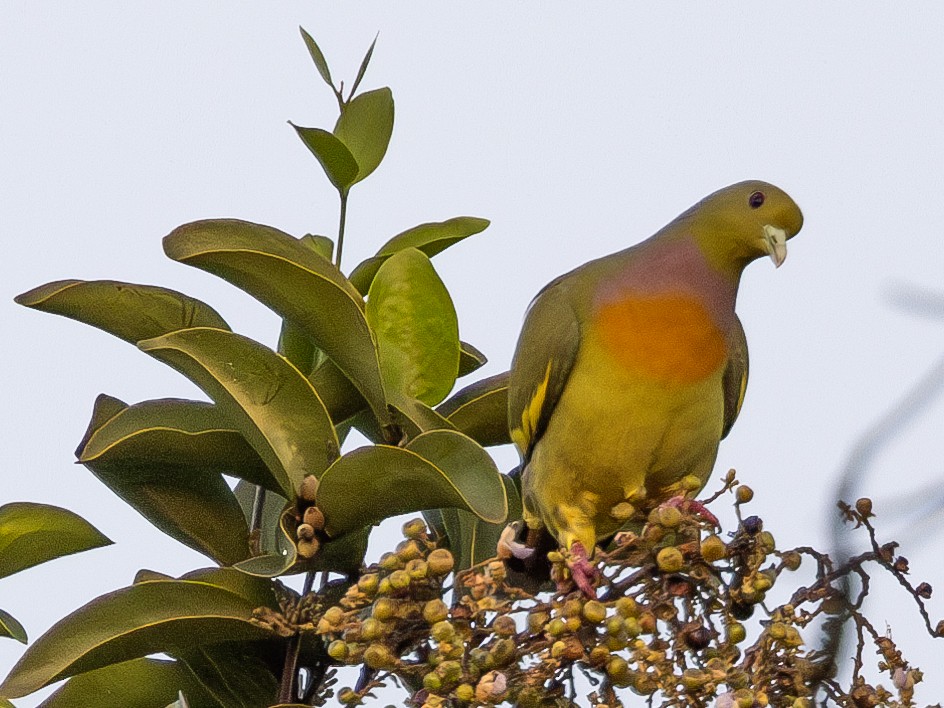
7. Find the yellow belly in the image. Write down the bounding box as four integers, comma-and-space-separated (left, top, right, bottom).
522, 294, 728, 550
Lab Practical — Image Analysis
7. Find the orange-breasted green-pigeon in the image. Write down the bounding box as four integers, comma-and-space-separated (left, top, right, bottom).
506, 180, 803, 594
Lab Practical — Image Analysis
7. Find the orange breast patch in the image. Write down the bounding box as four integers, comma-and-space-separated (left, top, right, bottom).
593, 294, 728, 384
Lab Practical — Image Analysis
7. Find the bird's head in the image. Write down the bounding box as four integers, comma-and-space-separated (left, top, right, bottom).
684, 180, 804, 274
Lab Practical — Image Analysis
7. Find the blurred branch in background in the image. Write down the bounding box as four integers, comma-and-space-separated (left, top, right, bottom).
825, 282, 944, 686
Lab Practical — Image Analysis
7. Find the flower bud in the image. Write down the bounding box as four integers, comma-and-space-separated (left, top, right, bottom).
299, 475, 318, 502
427, 549, 455, 576
656, 546, 684, 573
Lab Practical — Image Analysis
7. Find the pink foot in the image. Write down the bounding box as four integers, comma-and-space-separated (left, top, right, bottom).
568, 541, 599, 598
666, 495, 720, 527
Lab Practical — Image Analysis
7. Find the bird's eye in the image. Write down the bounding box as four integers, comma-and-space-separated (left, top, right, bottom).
748, 191, 765, 209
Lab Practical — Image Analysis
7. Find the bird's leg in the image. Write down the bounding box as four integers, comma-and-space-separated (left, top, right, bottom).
566, 541, 599, 598
665, 495, 720, 527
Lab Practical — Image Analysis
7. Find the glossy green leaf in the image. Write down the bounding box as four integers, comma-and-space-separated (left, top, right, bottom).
444, 475, 522, 572
0, 580, 275, 699
177, 567, 278, 610
38, 658, 217, 708
299, 27, 334, 89
317, 429, 506, 537
349, 216, 490, 294
14, 279, 229, 344
458, 341, 488, 377
0, 503, 111, 580
0, 609, 26, 644
436, 371, 511, 447
348, 34, 378, 98
138, 327, 339, 498
232, 505, 298, 578
78, 396, 279, 492
76, 398, 262, 565
309, 360, 366, 426
178, 642, 279, 708
290, 124, 358, 192
366, 248, 459, 406
333, 87, 393, 185
164, 219, 390, 426
391, 396, 456, 441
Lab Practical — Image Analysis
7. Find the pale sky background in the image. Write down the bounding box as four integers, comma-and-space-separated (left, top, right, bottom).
3, 4, 944, 705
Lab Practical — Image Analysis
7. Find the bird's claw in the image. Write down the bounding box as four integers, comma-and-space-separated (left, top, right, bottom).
565, 541, 599, 598
665, 495, 720, 527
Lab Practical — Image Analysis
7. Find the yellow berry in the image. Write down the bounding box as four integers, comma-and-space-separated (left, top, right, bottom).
656, 546, 684, 573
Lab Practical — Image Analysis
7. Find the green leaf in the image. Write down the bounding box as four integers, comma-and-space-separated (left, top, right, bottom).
458, 341, 488, 377
436, 371, 511, 447
290, 124, 358, 193
349, 216, 490, 294
138, 327, 339, 499
0, 609, 26, 644
309, 360, 366, 426
79, 396, 279, 492
316, 429, 506, 537
0, 580, 275, 699
177, 642, 279, 708
14, 279, 229, 344
333, 87, 393, 185
366, 248, 459, 406
177, 567, 278, 610
444, 476, 522, 572
299, 26, 334, 89
76, 397, 265, 565
164, 219, 390, 427
0, 503, 111, 580
348, 34, 378, 98
38, 658, 217, 708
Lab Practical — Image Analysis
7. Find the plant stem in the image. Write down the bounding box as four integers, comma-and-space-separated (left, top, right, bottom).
249, 486, 266, 548
335, 191, 349, 270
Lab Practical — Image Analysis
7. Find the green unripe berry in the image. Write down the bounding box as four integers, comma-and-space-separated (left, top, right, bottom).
379, 552, 402, 571
616, 596, 638, 618
606, 656, 631, 684
372, 597, 397, 621
758, 531, 776, 553
734, 689, 755, 708
656, 546, 684, 573
361, 617, 383, 641
437, 659, 462, 682
377, 577, 392, 596
606, 616, 624, 637
422, 672, 442, 692
323, 606, 345, 626
562, 598, 582, 617
551, 640, 567, 659
337, 687, 358, 705
700, 534, 727, 563
388, 569, 411, 590
727, 621, 747, 644
623, 617, 641, 637
363, 643, 397, 670
396, 539, 424, 562
357, 573, 379, 595
455, 683, 474, 702
402, 517, 427, 540
564, 616, 582, 632
327, 639, 349, 661
582, 600, 606, 624
431, 620, 456, 643
546, 617, 567, 636
490, 638, 516, 666
781, 551, 802, 571
427, 549, 455, 576
588, 645, 610, 666
405, 558, 428, 580
680, 474, 702, 491
736, 485, 754, 504
423, 599, 449, 625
